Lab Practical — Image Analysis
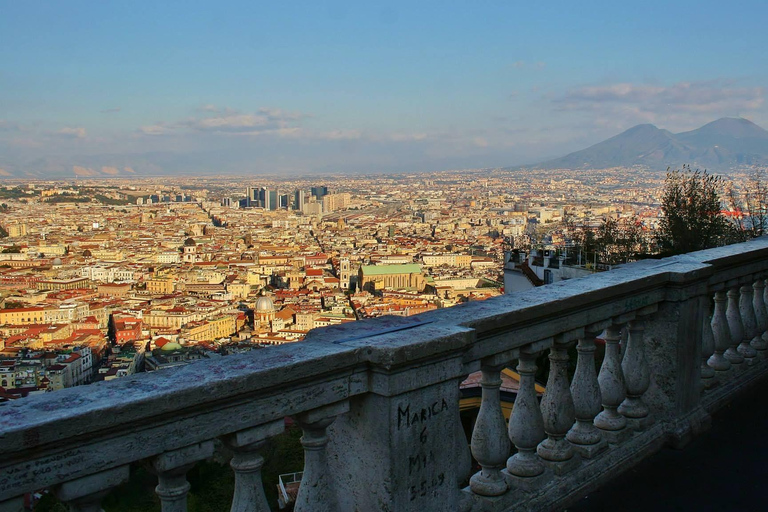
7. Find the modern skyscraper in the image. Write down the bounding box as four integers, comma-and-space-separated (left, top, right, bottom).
311, 186, 328, 200
293, 189, 305, 211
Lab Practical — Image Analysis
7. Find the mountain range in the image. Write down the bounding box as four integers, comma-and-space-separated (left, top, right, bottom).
531, 117, 768, 171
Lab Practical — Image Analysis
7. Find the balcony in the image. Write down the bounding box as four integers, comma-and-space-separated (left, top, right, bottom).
3, 238, 768, 511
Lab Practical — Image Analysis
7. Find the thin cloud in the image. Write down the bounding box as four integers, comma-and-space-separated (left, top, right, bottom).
100, 107, 121, 113
141, 107, 308, 136
55, 127, 87, 139
139, 124, 173, 136
554, 80, 766, 130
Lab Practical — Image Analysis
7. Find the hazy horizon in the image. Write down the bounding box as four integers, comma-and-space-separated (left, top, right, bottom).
2, 1, 767, 177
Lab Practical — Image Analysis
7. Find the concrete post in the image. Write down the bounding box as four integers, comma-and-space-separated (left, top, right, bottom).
595, 325, 629, 443
222, 420, 284, 512
537, 338, 577, 473
753, 280, 768, 348
700, 312, 717, 389
469, 364, 510, 496
726, 287, 750, 367
710, 291, 733, 375
294, 401, 349, 512
618, 319, 652, 430
567, 331, 608, 458
325, 326, 471, 512
152, 441, 214, 512
506, 347, 545, 479
741, 284, 766, 357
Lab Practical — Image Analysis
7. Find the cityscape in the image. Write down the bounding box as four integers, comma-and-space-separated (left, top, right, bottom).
3, 1, 768, 511
0, 161, 758, 396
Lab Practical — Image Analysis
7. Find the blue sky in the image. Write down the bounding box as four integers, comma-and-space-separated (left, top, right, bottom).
1, 0, 767, 176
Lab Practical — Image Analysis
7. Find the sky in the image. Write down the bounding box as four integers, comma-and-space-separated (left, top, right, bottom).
1, 0, 767, 177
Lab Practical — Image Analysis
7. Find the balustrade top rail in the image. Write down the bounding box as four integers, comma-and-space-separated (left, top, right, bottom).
2, 237, 768, 504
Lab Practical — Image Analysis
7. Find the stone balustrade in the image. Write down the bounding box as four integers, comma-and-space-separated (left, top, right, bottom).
4, 238, 768, 512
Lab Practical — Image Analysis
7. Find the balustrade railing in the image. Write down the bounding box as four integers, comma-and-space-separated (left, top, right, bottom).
3, 239, 768, 511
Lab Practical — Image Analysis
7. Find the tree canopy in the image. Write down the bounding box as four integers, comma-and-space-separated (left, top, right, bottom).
656, 166, 734, 255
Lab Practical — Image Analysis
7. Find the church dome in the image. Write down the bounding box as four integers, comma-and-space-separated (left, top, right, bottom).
160, 342, 183, 351
255, 296, 275, 313
52, 257, 63, 266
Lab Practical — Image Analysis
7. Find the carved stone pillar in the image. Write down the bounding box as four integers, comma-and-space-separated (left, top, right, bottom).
709, 291, 733, 375
223, 420, 284, 512
754, 279, 768, 350
295, 402, 348, 512
700, 312, 717, 389
455, 377, 472, 487
567, 333, 608, 458
725, 287, 748, 368
56, 466, 130, 512
537, 339, 577, 474
594, 326, 630, 443
152, 441, 215, 512
469, 364, 510, 496
506, 348, 545, 480
740, 284, 765, 359
618, 319, 653, 430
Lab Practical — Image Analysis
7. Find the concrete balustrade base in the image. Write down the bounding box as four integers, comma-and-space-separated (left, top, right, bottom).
570, 437, 609, 459
625, 415, 654, 432
597, 426, 632, 445
702, 357, 768, 413
665, 407, 712, 449
701, 375, 719, 390
466, 423, 668, 512
501, 468, 552, 492
540, 454, 581, 476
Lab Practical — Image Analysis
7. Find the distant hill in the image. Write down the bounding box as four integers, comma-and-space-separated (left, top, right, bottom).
532, 117, 768, 171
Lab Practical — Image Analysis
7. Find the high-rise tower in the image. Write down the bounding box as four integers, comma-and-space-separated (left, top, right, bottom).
294, 189, 305, 211
339, 257, 351, 290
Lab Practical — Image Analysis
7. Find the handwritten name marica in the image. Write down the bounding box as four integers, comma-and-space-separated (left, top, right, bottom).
397, 398, 449, 430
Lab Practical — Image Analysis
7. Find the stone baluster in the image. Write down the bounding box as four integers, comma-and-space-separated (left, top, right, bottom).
506, 348, 545, 481
455, 377, 472, 487
295, 401, 349, 512
594, 326, 630, 443
764, 278, 768, 329
618, 319, 653, 430
709, 291, 733, 375
537, 338, 577, 473
754, 279, 768, 347
56, 466, 130, 512
725, 287, 749, 368
700, 311, 717, 389
740, 284, 765, 359
223, 420, 284, 512
469, 364, 510, 496
152, 441, 215, 512
567, 332, 608, 458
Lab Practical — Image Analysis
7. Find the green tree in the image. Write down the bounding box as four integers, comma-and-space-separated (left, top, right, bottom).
726, 168, 768, 238
656, 167, 734, 255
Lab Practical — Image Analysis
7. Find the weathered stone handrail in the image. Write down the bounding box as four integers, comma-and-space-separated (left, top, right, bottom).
2, 238, 768, 511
